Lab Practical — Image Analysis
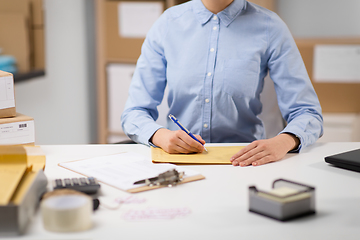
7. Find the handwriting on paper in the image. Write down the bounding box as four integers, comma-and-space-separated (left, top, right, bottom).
122, 207, 191, 221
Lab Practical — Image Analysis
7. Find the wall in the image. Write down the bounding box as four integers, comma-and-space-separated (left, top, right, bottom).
262, 0, 360, 138
277, 0, 360, 37
14, 0, 97, 144
277, 0, 360, 142
13, 0, 360, 144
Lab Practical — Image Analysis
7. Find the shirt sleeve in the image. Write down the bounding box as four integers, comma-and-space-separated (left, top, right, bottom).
266, 13, 323, 152
121, 13, 169, 146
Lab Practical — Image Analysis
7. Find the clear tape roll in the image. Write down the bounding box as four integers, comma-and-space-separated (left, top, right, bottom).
41, 189, 93, 232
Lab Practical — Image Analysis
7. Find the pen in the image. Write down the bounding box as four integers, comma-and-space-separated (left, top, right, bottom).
168, 114, 208, 152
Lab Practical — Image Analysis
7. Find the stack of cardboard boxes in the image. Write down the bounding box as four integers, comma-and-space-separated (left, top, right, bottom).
0, 69, 45, 237
0, 70, 35, 145
0, 0, 45, 73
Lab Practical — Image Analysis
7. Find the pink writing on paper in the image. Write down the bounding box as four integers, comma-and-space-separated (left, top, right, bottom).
122, 207, 191, 221
115, 196, 146, 204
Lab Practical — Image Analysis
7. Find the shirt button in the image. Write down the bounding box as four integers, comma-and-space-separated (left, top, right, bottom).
213, 16, 218, 20
203, 124, 208, 128
210, 48, 214, 52
207, 72, 212, 76
205, 98, 210, 103
213, 26, 217, 30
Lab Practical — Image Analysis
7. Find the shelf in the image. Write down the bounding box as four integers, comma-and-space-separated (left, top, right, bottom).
13, 69, 45, 83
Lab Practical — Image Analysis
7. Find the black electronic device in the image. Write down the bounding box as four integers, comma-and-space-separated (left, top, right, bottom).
53, 177, 101, 194
325, 148, 360, 172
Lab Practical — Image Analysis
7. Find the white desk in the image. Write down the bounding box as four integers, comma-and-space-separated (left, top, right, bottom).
13, 142, 360, 240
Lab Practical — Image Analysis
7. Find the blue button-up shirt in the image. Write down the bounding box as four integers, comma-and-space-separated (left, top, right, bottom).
121, 0, 323, 150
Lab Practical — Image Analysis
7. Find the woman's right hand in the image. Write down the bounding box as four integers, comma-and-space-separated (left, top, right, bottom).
150, 128, 205, 154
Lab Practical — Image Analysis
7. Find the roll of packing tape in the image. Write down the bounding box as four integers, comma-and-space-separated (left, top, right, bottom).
41, 189, 93, 232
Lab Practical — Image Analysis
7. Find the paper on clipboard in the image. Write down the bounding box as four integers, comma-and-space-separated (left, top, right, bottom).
151, 146, 245, 164
59, 152, 204, 193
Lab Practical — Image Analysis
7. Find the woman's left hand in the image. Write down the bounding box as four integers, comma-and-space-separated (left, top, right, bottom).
229, 133, 300, 167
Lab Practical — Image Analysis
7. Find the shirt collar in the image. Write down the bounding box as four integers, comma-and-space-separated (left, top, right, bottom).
193, 0, 246, 27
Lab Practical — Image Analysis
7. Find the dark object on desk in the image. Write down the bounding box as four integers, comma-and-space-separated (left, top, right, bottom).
0, 170, 48, 236
325, 148, 360, 172
93, 198, 100, 211
249, 179, 316, 221
134, 169, 184, 187
53, 177, 100, 195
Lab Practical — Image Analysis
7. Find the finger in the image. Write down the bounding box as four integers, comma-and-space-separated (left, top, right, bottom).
231, 141, 265, 164
171, 144, 194, 154
252, 155, 275, 166
239, 150, 268, 167
194, 134, 206, 145
175, 131, 204, 153
232, 150, 269, 167
232, 160, 240, 166
230, 142, 258, 162
179, 132, 204, 152
165, 131, 197, 153
167, 140, 199, 154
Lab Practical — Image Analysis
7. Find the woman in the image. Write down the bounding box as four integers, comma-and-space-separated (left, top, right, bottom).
121, 0, 323, 167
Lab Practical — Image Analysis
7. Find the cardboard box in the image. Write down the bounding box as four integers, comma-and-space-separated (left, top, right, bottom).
0, 113, 35, 145
105, 0, 164, 62
33, 28, 45, 70
0, 0, 44, 27
296, 38, 360, 113
0, 145, 47, 236
30, 0, 45, 70
0, 14, 31, 73
0, 0, 45, 72
248, 0, 276, 11
0, 70, 16, 118
0, 0, 32, 73
30, 0, 44, 27
0, 0, 31, 20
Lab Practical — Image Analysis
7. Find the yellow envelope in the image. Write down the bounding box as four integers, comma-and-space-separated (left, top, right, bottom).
24, 145, 46, 171
152, 146, 245, 164
0, 146, 28, 205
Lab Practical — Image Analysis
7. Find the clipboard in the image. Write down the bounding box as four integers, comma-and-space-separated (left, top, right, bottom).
58, 152, 205, 193
128, 174, 205, 193
151, 146, 245, 164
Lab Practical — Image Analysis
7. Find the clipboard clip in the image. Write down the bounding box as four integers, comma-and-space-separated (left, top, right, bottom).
133, 169, 184, 187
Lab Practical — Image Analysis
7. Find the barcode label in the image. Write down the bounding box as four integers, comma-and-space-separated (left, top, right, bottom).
0, 120, 35, 144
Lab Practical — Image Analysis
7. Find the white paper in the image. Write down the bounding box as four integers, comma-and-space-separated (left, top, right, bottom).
0, 75, 15, 109
313, 45, 360, 83
107, 63, 169, 134
59, 152, 201, 191
107, 64, 136, 133
118, 2, 163, 38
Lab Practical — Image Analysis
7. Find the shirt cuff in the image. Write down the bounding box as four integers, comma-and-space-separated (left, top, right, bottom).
281, 132, 302, 153
138, 123, 163, 147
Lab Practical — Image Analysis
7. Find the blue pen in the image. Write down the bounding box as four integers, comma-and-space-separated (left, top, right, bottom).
168, 114, 208, 152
